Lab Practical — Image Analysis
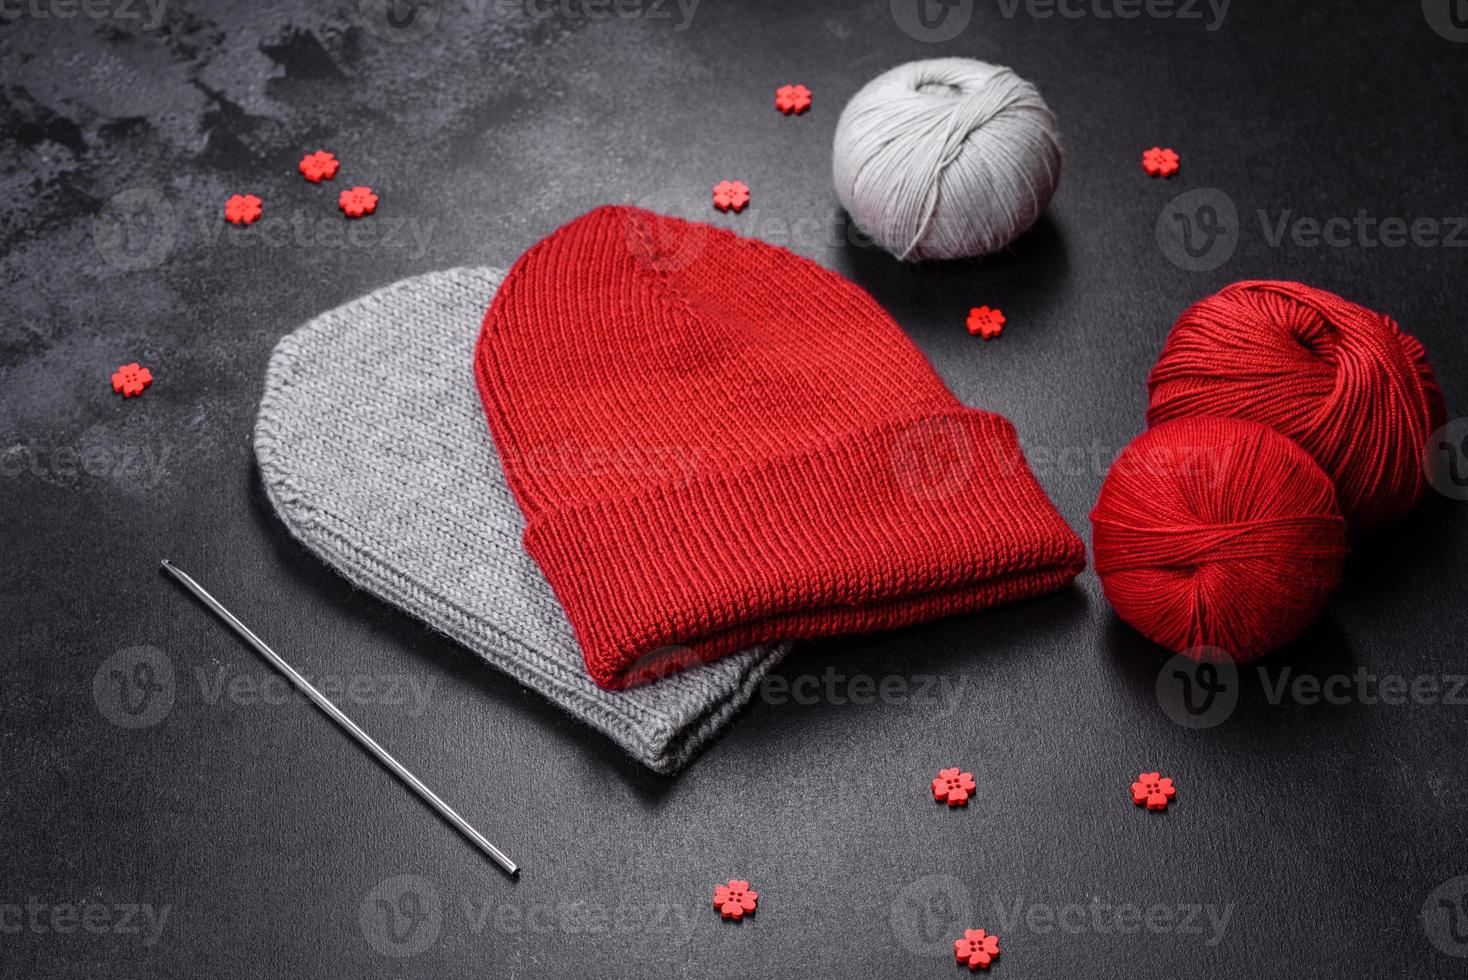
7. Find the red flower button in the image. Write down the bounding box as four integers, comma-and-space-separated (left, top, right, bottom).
712, 180, 750, 213
224, 194, 262, 226
338, 185, 378, 218
299, 150, 340, 183
775, 83, 812, 115
714, 879, 758, 920
1131, 771, 1177, 811
932, 767, 977, 807
967, 306, 1006, 340
111, 362, 152, 398
1142, 146, 1180, 178
955, 928, 1001, 970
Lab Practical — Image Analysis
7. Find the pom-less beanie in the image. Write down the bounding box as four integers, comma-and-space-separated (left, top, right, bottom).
476, 206, 1086, 690
255, 267, 789, 775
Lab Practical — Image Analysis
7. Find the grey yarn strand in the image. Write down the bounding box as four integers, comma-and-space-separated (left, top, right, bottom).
254, 267, 788, 775
833, 58, 1061, 261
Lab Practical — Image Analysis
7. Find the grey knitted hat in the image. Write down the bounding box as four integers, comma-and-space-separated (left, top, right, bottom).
254, 267, 789, 774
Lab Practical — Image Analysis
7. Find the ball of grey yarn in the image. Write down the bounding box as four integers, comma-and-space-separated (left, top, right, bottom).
832, 58, 1061, 261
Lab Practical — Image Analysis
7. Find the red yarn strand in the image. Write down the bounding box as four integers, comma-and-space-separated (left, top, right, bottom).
1147, 280, 1445, 530
1092, 416, 1348, 661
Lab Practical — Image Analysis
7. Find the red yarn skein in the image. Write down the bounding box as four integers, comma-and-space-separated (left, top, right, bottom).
1091, 416, 1348, 661
1147, 281, 1445, 530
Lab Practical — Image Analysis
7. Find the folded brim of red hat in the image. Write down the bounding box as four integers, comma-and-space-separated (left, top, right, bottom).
476, 206, 1086, 690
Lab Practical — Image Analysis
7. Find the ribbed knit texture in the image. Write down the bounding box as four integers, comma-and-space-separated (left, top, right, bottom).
476, 206, 1087, 690
254, 267, 789, 775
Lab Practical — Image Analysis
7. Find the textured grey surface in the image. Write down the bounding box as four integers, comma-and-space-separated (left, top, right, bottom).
255, 265, 787, 774
3, 1, 1468, 978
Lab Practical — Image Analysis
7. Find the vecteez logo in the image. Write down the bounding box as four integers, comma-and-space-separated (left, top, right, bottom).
1424, 0, 1468, 42
1154, 649, 1238, 729
517, 0, 700, 30
358, 0, 442, 43
893, 0, 1231, 37
1425, 418, 1468, 501
1156, 188, 1240, 272
1158, 188, 1468, 273
359, 875, 443, 958
994, 0, 1229, 31
93, 188, 176, 272
1423, 875, 1468, 957
0, 897, 171, 946
760, 669, 968, 716
357, 875, 697, 956
0, 0, 168, 28
889, 416, 977, 501
890, 875, 974, 957
891, 0, 974, 43
92, 646, 176, 729
1156, 647, 1468, 728
1258, 210, 1468, 249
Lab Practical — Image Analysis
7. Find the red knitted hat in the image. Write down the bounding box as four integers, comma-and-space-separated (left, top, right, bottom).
475, 206, 1085, 689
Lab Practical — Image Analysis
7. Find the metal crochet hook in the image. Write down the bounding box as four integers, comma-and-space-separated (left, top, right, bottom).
160, 559, 519, 877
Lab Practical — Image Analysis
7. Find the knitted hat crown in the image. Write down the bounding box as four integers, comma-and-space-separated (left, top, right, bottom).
255, 267, 788, 775
477, 206, 1085, 689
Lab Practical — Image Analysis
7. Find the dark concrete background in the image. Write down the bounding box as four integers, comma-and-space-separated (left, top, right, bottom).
4, 0, 1468, 976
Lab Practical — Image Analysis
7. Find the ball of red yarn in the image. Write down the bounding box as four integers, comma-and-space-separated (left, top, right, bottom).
1091, 416, 1348, 661
1146, 280, 1445, 531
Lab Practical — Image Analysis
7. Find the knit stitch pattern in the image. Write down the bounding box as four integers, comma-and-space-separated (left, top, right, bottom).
476, 206, 1087, 689
254, 266, 789, 774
